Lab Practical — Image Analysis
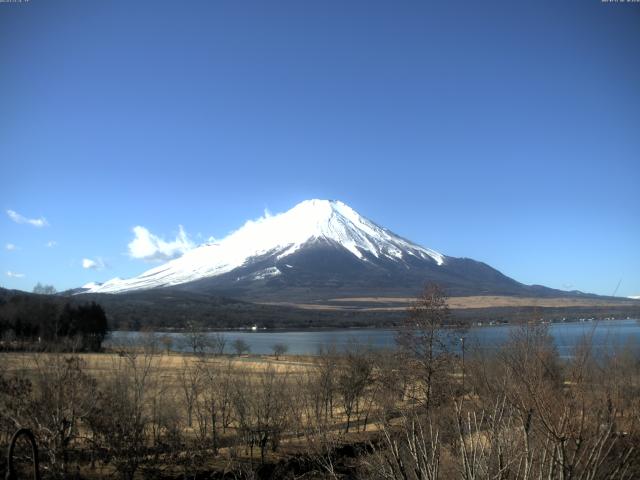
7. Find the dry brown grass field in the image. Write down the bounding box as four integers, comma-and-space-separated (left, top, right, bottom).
263, 295, 640, 311
2, 309, 640, 479
0, 349, 390, 479
0, 351, 316, 376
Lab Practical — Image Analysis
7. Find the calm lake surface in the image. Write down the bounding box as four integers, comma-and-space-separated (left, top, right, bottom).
107, 319, 640, 357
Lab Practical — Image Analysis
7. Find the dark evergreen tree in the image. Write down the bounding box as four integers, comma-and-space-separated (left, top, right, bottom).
0, 293, 108, 351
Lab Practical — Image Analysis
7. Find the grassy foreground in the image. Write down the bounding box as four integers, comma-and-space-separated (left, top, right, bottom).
2, 318, 640, 480
0, 348, 391, 479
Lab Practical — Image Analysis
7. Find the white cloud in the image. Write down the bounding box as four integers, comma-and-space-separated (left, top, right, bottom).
45, 241, 57, 248
6, 209, 49, 228
82, 258, 105, 270
5, 243, 17, 251
128, 225, 194, 261
6, 270, 25, 278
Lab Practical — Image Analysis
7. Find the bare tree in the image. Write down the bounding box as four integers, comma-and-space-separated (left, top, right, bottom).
218, 359, 235, 433
160, 334, 173, 355
373, 349, 410, 420
0, 355, 96, 477
232, 366, 291, 464
313, 344, 339, 425
337, 344, 373, 433
397, 283, 454, 411
184, 321, 210, 355
139, 329, 160, 354
271, 343, 288, 360
192, 357, 237, 454
304, 422, 345, 480
194, 359, 219, 451
179, 358, 202, 428
464, 322, 638, 480
232, 338, 250, 356
211, 332, 227, 356
367, 412, 441, 480
146, 382, 185, 479
86, 349, 159, 480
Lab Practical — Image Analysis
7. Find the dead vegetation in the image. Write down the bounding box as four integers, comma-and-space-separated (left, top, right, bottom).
1, 288, 639, 479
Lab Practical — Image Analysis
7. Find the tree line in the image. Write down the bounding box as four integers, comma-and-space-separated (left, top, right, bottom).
0, 292, 108, 351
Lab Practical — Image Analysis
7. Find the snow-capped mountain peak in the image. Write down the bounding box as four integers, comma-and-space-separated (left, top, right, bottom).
82, 199, 444, 294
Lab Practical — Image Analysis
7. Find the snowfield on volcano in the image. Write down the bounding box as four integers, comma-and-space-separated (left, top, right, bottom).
82, 199, 445, 294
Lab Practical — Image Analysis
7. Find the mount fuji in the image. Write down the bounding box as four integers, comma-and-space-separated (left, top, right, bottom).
80, 199, 570, 301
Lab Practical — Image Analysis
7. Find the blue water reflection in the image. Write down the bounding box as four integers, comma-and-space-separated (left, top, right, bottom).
106, 319, 640, 357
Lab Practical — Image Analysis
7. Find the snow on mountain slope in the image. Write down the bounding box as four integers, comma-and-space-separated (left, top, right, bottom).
83, 199, 445, 294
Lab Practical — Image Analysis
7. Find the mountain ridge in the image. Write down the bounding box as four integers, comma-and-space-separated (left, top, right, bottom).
79, 199, 597, 302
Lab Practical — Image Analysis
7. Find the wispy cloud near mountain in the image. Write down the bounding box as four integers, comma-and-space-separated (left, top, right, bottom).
82, 258, 106, 270
128, 225, 194, 262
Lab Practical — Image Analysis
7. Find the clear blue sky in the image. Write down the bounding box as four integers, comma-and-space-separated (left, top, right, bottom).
1, 0, 639, 297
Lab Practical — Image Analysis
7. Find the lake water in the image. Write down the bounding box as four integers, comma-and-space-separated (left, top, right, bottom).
107, 318, 640, 358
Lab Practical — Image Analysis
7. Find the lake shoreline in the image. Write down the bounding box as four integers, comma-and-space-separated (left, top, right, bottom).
110, 315, 637, 335
106, 318, 640, 357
